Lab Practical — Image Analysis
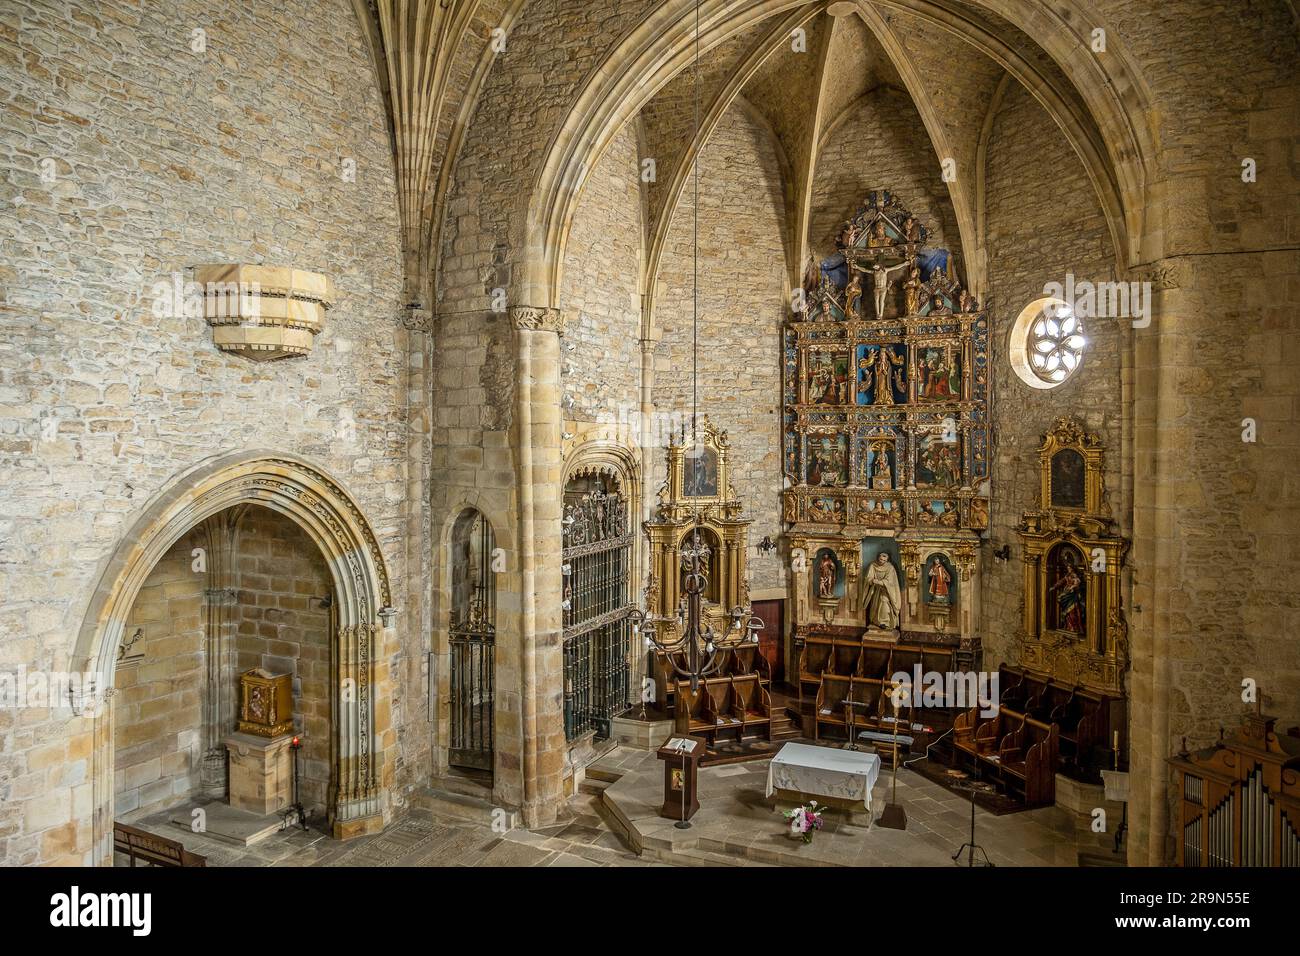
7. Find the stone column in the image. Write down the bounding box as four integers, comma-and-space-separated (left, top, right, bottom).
402, 306, 434, 786
1127, 258, 1183, 866
197, 506, 246, 796
511, 306, 568, 827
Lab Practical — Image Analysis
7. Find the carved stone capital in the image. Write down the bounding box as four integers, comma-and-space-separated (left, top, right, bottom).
401, 306, 433, 335
511, 306, 566, 335
1132, 258, 1184, 291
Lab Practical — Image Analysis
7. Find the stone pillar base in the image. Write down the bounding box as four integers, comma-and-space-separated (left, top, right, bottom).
224, 732, 294, 816
200, 746, 229, 798
611, 715, 674, 751
331, 812, 385, 841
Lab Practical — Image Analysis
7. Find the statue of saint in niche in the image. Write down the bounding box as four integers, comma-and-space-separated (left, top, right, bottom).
903, 261, 922, 315
861, 551, 901, 631
861, 345, 904, 406
926, 556, 952, 606
871, 448, 892, 489
845, 268, 864, 317
817, 552, 836, 599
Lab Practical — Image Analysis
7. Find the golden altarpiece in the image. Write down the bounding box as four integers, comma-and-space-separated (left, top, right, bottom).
1014, 418, 1128, 697
642, 419, 758, 708
643, 417, 752, 635
783, 191, 988, 692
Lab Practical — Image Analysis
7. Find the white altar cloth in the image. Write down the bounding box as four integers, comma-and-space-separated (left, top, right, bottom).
765, 743, 880, 810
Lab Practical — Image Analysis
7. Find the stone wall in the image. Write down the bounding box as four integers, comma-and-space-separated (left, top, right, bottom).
651, 106, 789, 593
425, 307, 530, 811
981, 82, 1122, 671
559, 124, 645, 426
809, 86, 960, 271
232, 507, 332, 813
113, 530, 205, 821
433, 0, 657, 315
0, 0, 409, 865
1088, 0, 1300, 863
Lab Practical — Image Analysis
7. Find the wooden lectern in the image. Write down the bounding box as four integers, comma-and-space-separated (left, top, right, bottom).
657, 735, 706, 823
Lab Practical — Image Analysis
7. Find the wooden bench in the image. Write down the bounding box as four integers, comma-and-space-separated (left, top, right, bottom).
674, 675, 771, 743
705, 678, 744, 741
731, 675, 772, 740
674, 680, 718, 737
999, 665, 1117, 774
657, 645, 773, 711
113, 822, 206, 867
954, 705, 1059, 806
814, 673, 855, 740
857, 644, 893, 680
728, 644, 772, 681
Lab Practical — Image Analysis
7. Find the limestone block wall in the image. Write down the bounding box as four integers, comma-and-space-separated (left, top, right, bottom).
809, 87, 960, 269
112, 530, 205, 821
651, 107, 789, 593
981, 82, 1122, 672
559, 124, 645, 426
232, 507, 332, 814
433, 0, 658, 316
1085, 0, 1300, 863
426, 309, 524, 805
430, 0, 660, 823
0, 0, 411, 865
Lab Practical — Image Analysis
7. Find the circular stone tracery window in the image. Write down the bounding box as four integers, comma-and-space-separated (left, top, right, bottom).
1009, 297, 1086, 389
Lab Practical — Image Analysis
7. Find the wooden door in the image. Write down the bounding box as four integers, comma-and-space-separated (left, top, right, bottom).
751, 599, 784, 684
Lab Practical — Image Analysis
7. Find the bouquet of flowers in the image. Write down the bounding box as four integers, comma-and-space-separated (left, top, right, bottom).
783, 800, 825, 843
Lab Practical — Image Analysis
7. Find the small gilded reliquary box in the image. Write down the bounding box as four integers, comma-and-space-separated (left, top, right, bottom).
237, 668, 294, 738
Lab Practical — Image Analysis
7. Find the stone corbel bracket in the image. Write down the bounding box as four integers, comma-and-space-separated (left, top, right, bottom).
511, 305, 567, 335
196, 263, 336, 361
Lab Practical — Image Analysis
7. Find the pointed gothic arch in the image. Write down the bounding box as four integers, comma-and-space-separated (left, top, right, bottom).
72, 451, 394, 864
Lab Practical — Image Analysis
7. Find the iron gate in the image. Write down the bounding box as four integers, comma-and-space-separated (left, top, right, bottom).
562, 481, 634, 740
449, 512, 495, 772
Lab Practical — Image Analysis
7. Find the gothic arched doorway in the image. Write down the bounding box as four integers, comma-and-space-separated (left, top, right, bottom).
561, 471, 635, 741
72, 452, 393, 863
448, 509, 496, 774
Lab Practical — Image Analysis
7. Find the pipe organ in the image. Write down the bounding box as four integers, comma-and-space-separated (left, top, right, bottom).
1169, 705, 1300, 867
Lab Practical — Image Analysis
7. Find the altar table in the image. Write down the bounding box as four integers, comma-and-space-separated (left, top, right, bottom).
765, 742, 881, 813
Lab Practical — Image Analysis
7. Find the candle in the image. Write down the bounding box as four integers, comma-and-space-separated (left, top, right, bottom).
1113, 730, 1119, 750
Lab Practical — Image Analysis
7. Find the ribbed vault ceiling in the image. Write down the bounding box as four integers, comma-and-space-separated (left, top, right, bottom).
351, 0, 1141, 306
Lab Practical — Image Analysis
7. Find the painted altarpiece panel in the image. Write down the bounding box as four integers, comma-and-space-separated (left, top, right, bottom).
784, 190, 988, 672
1015, 418, 1128, 696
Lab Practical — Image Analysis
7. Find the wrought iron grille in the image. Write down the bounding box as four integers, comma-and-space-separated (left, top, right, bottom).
449, 512, 495, 771
562, 482, 634, 740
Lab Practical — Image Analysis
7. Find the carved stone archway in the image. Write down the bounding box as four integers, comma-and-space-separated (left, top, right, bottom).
72, 451, 394, 864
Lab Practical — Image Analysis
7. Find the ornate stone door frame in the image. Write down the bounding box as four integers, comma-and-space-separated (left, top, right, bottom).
72, 451, 394, 864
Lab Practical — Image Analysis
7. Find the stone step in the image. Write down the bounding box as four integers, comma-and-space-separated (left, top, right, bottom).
411, 786, 519, 830
583, 765, 624, 784
642, 844, 774, 867
428, 772, 494, 798
579, 776, 613, 796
